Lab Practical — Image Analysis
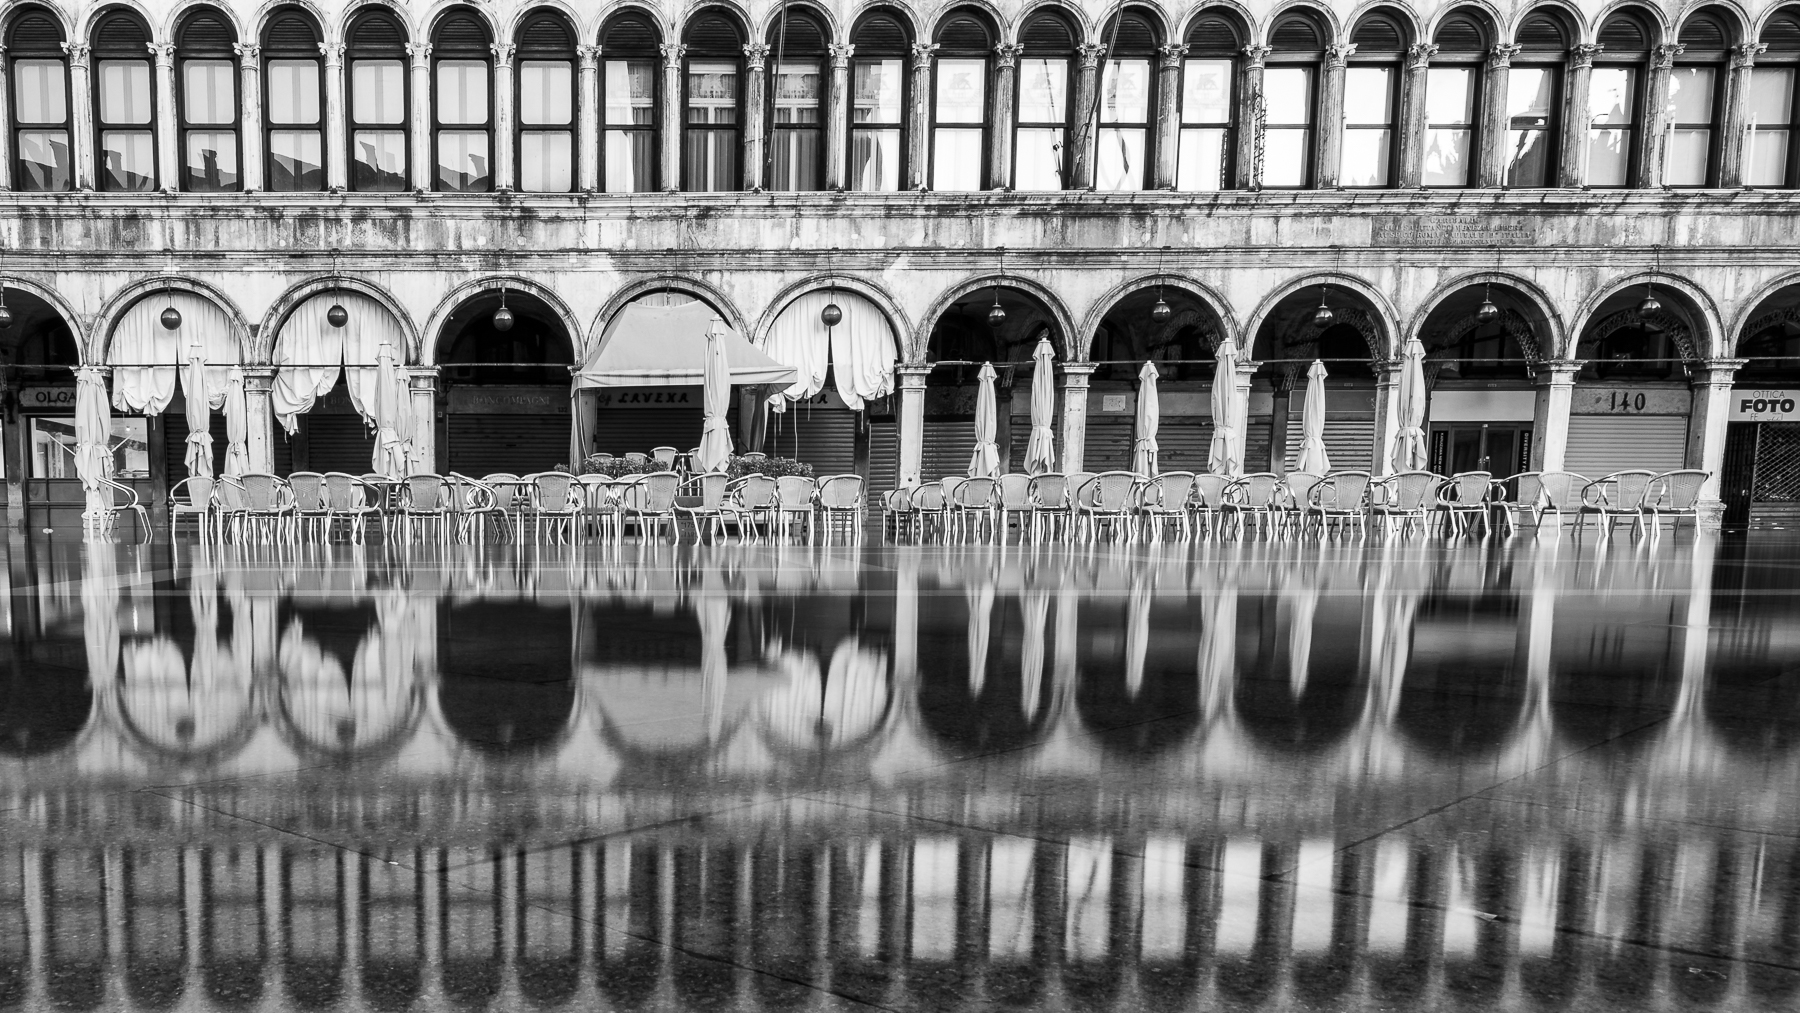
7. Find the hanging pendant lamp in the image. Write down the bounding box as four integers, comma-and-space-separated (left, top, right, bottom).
493, 286, 515, 332
1151, 284, 1171, 324
1476, 284, 1499, 324
1311, 288, 1334, 328
160, 285, 182, 330
821, 282, 843, 327
987, 287, 1007, 327
326, 282, 349, 328
1638, 281, 1661, 316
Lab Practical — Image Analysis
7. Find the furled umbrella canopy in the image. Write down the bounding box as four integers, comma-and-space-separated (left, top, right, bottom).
1019, 592, 1049, 720
1024, 337, 1057, 475
698, 321, 734, 472
221, 367, 250, 477
1207, 337, 1240, 476
969, 362, 1001, 478
1296, 359, 1331, 474
181, 339, 213, 479
371, 340, 412, 477
1392, 336, 1429, 472
1132, 361, 1160, 476
74, 367, 114, 523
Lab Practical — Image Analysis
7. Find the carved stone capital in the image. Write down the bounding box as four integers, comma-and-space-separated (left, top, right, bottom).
1731, 42, 1767, 70
405, 41, 433, 65
1158, 43, 1189, 69
1569, 43, 1603, 69
1406, 43, 1437, 70
490, 43, 515, 67
660, 42, 688, 64
910, 41, 938, 70
577, 44, 600, 69
60, 41, 90, 68
1242, 44, 1271, 70
1077, 42, 1108, 70
1486, 43, 1522, 70
829, 43, 854, 69
147, 42, 176, 66
232, 42, 261, 64
1326, 43, 1357, 69
742, 43, 770, 70
992, 42, 1024, 69
1653, 43, 1685, 70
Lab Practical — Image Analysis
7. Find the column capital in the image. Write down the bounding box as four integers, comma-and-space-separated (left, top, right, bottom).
897, 365, 932, 389
661, 42, 687, 65
1157, 43, 1189, 69
60, 41, 89, 68
829, 43, 855, 69
1406, 42, 1437, 70
1653, 43, 1685, 70
1077, 42, 1107, 70
743, 43, 770, 71
1057, 363, 1098, 385
1233, 359, 1262, 381
1325, 43, 1357, 69
319, 41, 345, 66
1373, 358, 1405, 380
239, 367, 277, 391
1241, 44, 1272, 69
1690, 358, 1746, 385
1531, 358, 1584, 384
994, 42, 1024, 68
910, 42, 938, 70
405, 41, 433, 66
1486, 43, 1522, 70
577, 43, 600, 69
1731, 42, 1767, 70
73, 364, 112, 380
490, 43, 515, 68
147, 42, 175, 67
233, 42, 261, 64
407, 366, 441, 389
1569, 43, 1603, 68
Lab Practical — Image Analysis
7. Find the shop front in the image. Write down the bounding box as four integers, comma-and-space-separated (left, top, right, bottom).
7, 382, 154, 532
444, 385, 571, 475
1427, 388, 1535, 478
1722, 389, 1800, 529
1563, 385, 1691, 479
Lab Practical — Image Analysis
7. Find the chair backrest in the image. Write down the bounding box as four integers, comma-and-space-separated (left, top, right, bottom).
997, 473, 1033, 509
287, 472, 327, 511
1510, 471, 1545, 508
173, 476, 216, 509
651, 447, 677, 467
1232, 473, 1283, 508
1191, 474, 1232, 508
576, 474, 613, 509
529, 472, 580, 512
322, 473, 372, 511
1027, 473, 1068, 508
1442, 471, 1493, 504
1148, 471, 1198, 510
624, 452, 649, 464
740, 452, 768, 464
731, 473, 779, 509
955, 476, 998, 509
1282, 472, 1322, 508
1535, 471, 1588, 509
1090, 471, 1140, 511
818, 474, 866, 509
776, 475, 817, 509
939, 475, 967, 504
1311, 471, 1372, 510
402, 474, 448, 511
1587, 469, 1658, 509
1649, 469, 1709, 510
480, 473, 520, 509
1380, 471, 1439, 510
241, 473, 289, 511
911, 483, 945, 511
634, 471, 682, 511
216, 477, 248, 511
1069, 473, 1099, 510
591, 453, 615, 463
684, 471, 729, 509
99, 477, 140, 510
882, 487, 914, 513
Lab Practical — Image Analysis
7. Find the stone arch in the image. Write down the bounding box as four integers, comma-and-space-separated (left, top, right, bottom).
1727, 271, 1800, 341
249, 0, 331, 42
1177, 1, 1255, 44
1507, 0, 1590, 44
914, 273, 1079, 362
1405, 271, 1568, 361
1423, 0, 1507, 42
1098, 3, 1171, 47
1011, 0, 1093, 45
848, 0, 923, 44
1591, 0, 1670, 45
94, 276, 254, 364
0, 274, 87, 362
0, 0, 76, 38
750, 273, 912, 348
1345, 1, 1423, 45
420, 275, 582, 365
77, 0, 159, 43
340, 0, 415, 44
1243, 272, 1399, 359
1260, 0, 1342, 46
1571, 271, 1722, 360
755, 0, 838, 42
260, 276, 421, 362
163, 0, 246, 42
588, 275, 752, 353
420, 0, 498, 43
1672, 0, 1752, 43
1079, 274, 1239, 353
504, 0, 584, 41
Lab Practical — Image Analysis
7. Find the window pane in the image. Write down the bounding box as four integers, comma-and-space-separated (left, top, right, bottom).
1587, 128, 1631, 185
1668, 66, 1714, 125
1507, 67, 1553, 130
1589, 68, 1635, 125
850, 127, 900, 190
98, 61, 153, 124
1182, 60, 1232, 124
13, 60, 67, 124
932, 127, 982, 189
184, 131, 238, 190
604, 61, 656, 125
1747, 68, 1795, 126
687, 61, 738, 124
1014, 126, 1063, 189
266, 60, 321, 124
1343, 67, 1392, 126
30, 417, 148, 479
101, 130, 155, 189
1426, 67, 1474, 125
437, 60, 489, 124
1504, 129, 1550, 186
853, 60, 902, 123
351, 129, 407, 189
771, 124, 820, 189
15, 130, 71, 190
1263, 68, 1311, 125
520, 61, 573, 125
436, 129, 490, 189
684, 126, 737, 189
1096, 127, 1144, 189
935, 58, 986, 123
1100, 59, 1149, 124
604, 129, 656, 192
775, 61, 821, 123
1018, 59, 1067, 124
1667, 128, 1710, 185
1176, 127, 1226, 189
1423, 128, 1472, 185
183, 60, 235, 124
353, 60, 406, 124
1262, 127, 1308, 185
1341, 128, 1391, 186
1746, 128, 1789, 187
520, 131, 573, 191
269, 129, 323, 190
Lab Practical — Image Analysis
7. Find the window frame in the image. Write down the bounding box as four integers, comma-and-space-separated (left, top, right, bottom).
1587, 19, 1650, 188
1421, 17, 1488, 189
91, 12, 159, 192
847, 14, 910, 192
7, 14, 74, 192
680, 17, 746, 192
1501, 59, 1563, 186
514, 13, 578, 194
765, 12, 828, 192
1340, 38, 1401, 188
929, 17, 993, 192
1175, 18, 1241, 191
598, 13, 661, 194
1012, 16, 1071, 191
430, 15, 495, 193
174, 10, 243, 192
1746, 36, 1799, 187
345, 10, 411, 193
1667, 29, 1727, 187
1093, 13, 1159, 192
260, 12, 326, 192
1262, 17, 1324, 188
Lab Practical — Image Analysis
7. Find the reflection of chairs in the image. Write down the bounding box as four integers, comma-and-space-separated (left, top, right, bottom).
1026, 473, 1069, 542
816, 474, 866, 542
1369, 471, 1441, 536
1436, 471, 1494, 536
1644, 469, 1709, 536
169, 476, 215, 539
1578, 469, 1657, 538
1139, 471, 1196, 541
1305, 471, 1371, 538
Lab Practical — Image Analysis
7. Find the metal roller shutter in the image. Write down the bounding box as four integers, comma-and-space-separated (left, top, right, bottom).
590, 410, 702, 459
1084, 418, 1134, 472
304, 415, 375, 475
1284, 417, 1377, 472
447, 415, 571, 476
769, 408, 856, 476
1158, 419, 1212, 472
921, 420, 978, 482
1564, 415, 1689, 479
1244, 420, 1274, 473
271, 427, 294, 475
1006, 415, 1033, 472
869, 421, 898, 492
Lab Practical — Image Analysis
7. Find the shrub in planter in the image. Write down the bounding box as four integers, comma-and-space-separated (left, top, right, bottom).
726, 455, 814, 479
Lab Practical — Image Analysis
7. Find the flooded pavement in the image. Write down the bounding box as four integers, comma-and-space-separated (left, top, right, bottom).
4, 534, 1800, 1012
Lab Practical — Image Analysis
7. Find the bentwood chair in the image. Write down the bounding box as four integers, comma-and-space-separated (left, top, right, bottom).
727, 474, 779, 541
1305, 471, 1372, 539
951, 477, 1000, 543
773, 475, 819, 542
1222, 473, 1284, 539
997, 474, 1035, 539
651, 447, 678, 469
1280, 473, 1324, 537
623, 471, 682, 542
1578, 470, 1658, 539
322, 472, 383, 542
1067, 473, 1100, 541
1191, 474, 1233, 539
675, 472, 736, 543
1643, 470, 1710, 536
1139, 472, 1197, 542
286, 472, 332, 543
1437, 471, 1495, 537
816, 474, 867, 543
397, 474, 456, 543
480, 473, 524, 539
1026, 473, 1070, 542
91, 477, 151, 541
939, 476, 969, 539
169, 476, 216, 540
911, 482, 947, 541
881, 487, 918, 541
1369, 471, 1441, 537
1080, 472, 1141, 542
219, 474, 296, 543
445, 474, 502, 543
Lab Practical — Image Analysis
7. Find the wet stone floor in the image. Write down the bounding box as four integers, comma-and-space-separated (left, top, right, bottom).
3, 533, 1800, 1012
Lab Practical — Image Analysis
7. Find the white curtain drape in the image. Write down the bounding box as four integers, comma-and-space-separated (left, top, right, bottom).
763, 290, 898, 412
271, 292, 407, 432
109, 292, 241, 414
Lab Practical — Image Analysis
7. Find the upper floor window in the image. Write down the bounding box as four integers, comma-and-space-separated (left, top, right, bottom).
1342, 12, 1405, 187
1505, 12, 1569, 186
91, 10, 156, 191
600, 12, 659, 193
7, 10, 71, 191
516, 11, 576, 193
347, 9, 408, 191
849, 11, 909, 191
261, 8, 324, 191
1176, 15, 1240, 190
1668, 11, 1732, 187
1747, 10, 1800, 187
931, 11, 993, 191
1262, 13, 1324, 187
1096, 11, 1159, 191
432, 11, 492, 192
1014, 12, 1073, 190
177, 8, 240, 191
1423, 12, 1488, 187
1589, 13, 1653, 187
683, 11, 745, 191
767, 10, 827, 191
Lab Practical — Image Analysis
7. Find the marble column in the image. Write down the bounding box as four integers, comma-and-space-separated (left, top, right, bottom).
1396, 44, 1435, 187
1315, 44, 1355, 188
896, 366, 930, 487
1069, 43, 1105, 189
1477, 44, 1520, 187
660, 43, 685, 190
241, 367, 277, 473
321, 42, 347, 189
742, 43, 769, 189
1719, 43, 1766, 188
1370, 359, 1403, 475
62, 43, 95, 188
0, 46, 11, 188
1152, 44, 1186, 188
577, 44, 600, 191
989, 44, 1022, 189
406, 42, 434, 189
1058, 364, 1096, 474
235, 43, 264, 190
1641, 43, 1685, 188
150, 42, 179, 188
1232, 359, 1261, 468
826, 43, 853, 189
491, 43, 515, 190
906, 43, 936, 189
1685, 358, 1744, 519
1557, 44, 1600, 187
1237, 45, 1270, 189
1529, 359, 1581, 472
409, 367, 440, 471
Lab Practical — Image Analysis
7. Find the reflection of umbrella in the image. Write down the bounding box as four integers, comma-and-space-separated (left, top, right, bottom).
1279, 570, 1319, 698
699, 322, 734, 471
966, 582, 995, 695
1020, 592, 1049, 719
83, 546, 120, 705
1393, 337, 1428, 472
1024, 339, 1057, 474
698, 596, 731, 741
1208, 338, 1240, 476
1124, 578, 1151, 698
222, 367, 250, 477
758, 640, 891, 748
75, 368, 114, 523
372, 340, 411, 477
1197, 581, 1238, 720
1132, 362, 1160, 476
1296, 360, 1331, 475
182, 340, 212, 479
969, 362, 1000, 478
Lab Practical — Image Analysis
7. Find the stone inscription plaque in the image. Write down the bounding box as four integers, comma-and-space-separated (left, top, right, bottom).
1370, 216, 1535, 246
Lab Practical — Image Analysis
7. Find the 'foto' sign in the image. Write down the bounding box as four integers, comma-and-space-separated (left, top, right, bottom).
1731, 389, 1800, 422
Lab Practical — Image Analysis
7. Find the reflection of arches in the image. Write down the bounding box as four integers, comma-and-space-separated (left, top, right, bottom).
275, 611, 423, 761
0, 652, 91, 756
756, 642, 894, 758
1233, 596, 1364, 753
915, 594, 1054, 753
117, 637, 258, 764
1074, 599, 1201, 755
438, 602, 574, 752
1394, 600, 1523, 761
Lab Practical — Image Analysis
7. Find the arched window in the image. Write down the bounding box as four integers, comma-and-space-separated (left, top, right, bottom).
432, 11, 492, 192
1096, 11, 1159, 190
91, 10, 156, 191
261, 8, 324, 191
1668, 11, 1731, 186
7, 9, 71, 191
599, 12, 658, 193
346, 8, 408, 191
1505, 11, 1568, 186
1343, 12, 1406, 187
1589, 12, 1652, 186
767, 8, 828, 191
516, 10, 576, 192
1014, 10, 1072, 190
1263, 12, 1324, 187
1424, 11, 1488, 187
683, 11, 745, 191
176, 7, 240, 191
1748, 9, 1800, 186
849, 11, 909, 190
931, 11, 992, 190
1176, 15, 1239, 190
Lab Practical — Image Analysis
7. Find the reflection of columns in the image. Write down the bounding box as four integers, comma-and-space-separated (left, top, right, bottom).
1315, 44, 1354, 188
1058, 364, 1096, 474
660, 44, 685, 190
1069, 43, 1105, 190
1152, 45, 1186, 188
407, 42, 434, 189
989, 44, 1022, 189
1684, 358, 1743, 521
63, 43, 94, 188
491, 44, 516, 190
1719, 44, 1766, 188
1529, 359, 1581, 472
409, 367, 440, 471
742, 44, 769, 190
576, 45, 600, 191
906, 43, 936, 189
1237, 46, 1270, 189
1371, 359, 1403, 476
1232, 359, 1260, 470
896, 366, 930, 486
241, 367, 277, 474
1396, 44, 1435, 188
826, 44, 853, 189
235, 44, 265, 190
1558, 45, 1601, 187
1477, 45, 1520, 187
321, 43, 348, 189
1641, 44, 1685, 188
150, 43, 179, 188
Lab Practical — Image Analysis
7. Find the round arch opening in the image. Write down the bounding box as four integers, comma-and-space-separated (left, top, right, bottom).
0, 287, 110, 529
1413, 283, 1554, 478
1253, 284, 1389, 475
436, 288, 576, 476
1085, 285, 1229, 474
922, 285, 1064, 480
1565, 282, 1707, 481
1727, 284, 1800, 529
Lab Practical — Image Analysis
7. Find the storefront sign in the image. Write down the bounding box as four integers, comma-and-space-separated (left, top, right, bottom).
1428, 389, 1536, 423
1100, 394, 1130, 413
1731, 389, 1800, 422
1570, 387, 1690, 415
17, 385, 76, 410
449, 386, 570, 414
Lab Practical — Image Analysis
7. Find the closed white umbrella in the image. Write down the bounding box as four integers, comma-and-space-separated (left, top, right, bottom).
969, 361, 1001, 478
1207, 337, 1240, 476
1296, 359, 1331, 475
1024, 338, 1057, 474
372, 340, 411, 477
1132, 361, 1160, 476
221, 367, 250, 477
1393, 336, 1429, 472
181, 339, 212, 479
74, 368, 114, 523
698, 321, 734, 472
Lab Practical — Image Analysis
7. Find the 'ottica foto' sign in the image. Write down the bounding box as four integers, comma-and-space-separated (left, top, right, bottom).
1731, 390, 1800, 422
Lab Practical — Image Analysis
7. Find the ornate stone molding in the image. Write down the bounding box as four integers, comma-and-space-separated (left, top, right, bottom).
1653, 43, 1685, 70
1731, 42, 1767, 70
1569, 43, 1602, 69
910, 42, 938, 70
60, 41, 89, 68
1242, 45, 1271, 70
1486, 43, 1522, 70
993, 43, 1023, 69
233, 43, 261, 63
1326, 43, 1357, 69
1157, 43, 1189, 69
660, 43, 688, 64
490, 43, 515, 67
743, 43, 769, 71
577, 44, 599, 69
829, 43, 854, 69
1077, 42, 1107, 70
1406, 43, 1436, 70
405, 42, 433, 66
148, 42, 176, 67
318, 41, 345, 66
